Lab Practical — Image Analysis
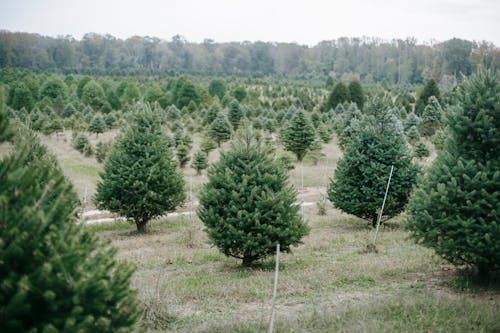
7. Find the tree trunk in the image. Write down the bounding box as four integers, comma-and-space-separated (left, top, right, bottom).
136, 220, 148, 233
371, 213, 378, 228
242, 255, 254, 266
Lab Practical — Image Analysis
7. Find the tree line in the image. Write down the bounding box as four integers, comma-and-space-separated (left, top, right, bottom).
1, 31, 498, 83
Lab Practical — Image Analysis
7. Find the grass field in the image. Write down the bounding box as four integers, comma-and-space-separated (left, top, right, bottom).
47, 130, 499, 332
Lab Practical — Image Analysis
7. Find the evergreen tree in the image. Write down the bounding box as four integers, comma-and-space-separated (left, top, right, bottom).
404, 112, 421, 131
406, 125, 421, 144
200, 137, 218, 156
419, 96, 443, 137
324, 82, 349, 111
415, 79, 440, 115
76, 76, 92, 99
95, 141, 107, 163
198, 131, 309, 266
208, 112, 231, 147
73, 133, 90, 153
228, 99, 242, 130
121, 82, 141, 105
0, 117, 139, 332
232, 86, 247, 102
282, 110, 316, 161
82, 80, 107, 111
208, 79, 226, 100
407, 70, 500, 275
413, 141, 430, 158
88, 113, 106, 136
144, 84, 164, 105
61, 102, 77, 118
348, 80, 365, 110
39, 77, 67, 102
10, 82, 34, 111
328, 113, 419, 227
94, 106, 185, 232
205, 103, 220, 125
176, 144, 191, 168
191, 150, 208, 175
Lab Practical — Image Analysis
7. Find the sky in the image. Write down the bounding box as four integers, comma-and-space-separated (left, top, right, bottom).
1, 0, 499, 45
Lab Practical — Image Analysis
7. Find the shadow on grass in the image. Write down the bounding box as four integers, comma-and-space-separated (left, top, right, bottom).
449, 268, 500, 292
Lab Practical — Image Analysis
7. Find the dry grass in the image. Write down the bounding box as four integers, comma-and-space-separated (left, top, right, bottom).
87, 205, 499, 332
45, 129, 498, 332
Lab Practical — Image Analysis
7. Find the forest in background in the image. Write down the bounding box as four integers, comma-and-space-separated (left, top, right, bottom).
0, 30, 498, 85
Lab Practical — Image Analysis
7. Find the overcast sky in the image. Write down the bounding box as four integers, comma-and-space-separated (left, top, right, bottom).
1, 0, 499, 45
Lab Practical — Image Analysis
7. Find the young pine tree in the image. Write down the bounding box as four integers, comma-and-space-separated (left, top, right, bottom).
228, 99, 242, 130
328, 113, 419, 227
282, 110, 316, 161
0, 117, 139, 332
94, 106, 185, 232
198, 129, 309, 266
208, 112, 231, 147
176, 144, 191, 168
89, 113, 106, 136
191, 150, 208, 175
415, 79, 440, 115
407, 70, 500, 275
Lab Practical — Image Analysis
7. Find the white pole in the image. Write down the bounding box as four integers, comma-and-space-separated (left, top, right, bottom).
269, 243, 280, 333
373, 165, 394, 246
301, 160, 304, 217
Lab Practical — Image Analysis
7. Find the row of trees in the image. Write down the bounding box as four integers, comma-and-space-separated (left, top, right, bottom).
1, 31, 497, 83
1, 69, 496, 333
91, 70, 498, 276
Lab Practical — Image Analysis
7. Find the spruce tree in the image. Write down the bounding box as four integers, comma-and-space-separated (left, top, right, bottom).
0, 117, 139, 332
176, 144, 191, 168
324, 82, 349, 111
407, 70, 500, 275
419, 96, 443, 137
208, 112, 231, 147
415, 79, 440, 115
328, 113, 419, 227
208, 79, 226, 100
94, 106, 185, 232
10, 82, 34, 111
89, 113, 106, 136
82, 80, 107, 111
200, 137, 218, 156
348, 80, 365, 110
228, 99, 242, 130
198, 130, 309, 266
95, 141, 107, 163
282, 110, 316, 161
191, 150, 208, 175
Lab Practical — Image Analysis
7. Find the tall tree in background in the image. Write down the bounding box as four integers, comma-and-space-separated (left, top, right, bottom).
348, 80, 365, 110
415, 79, 440, 115
324, 82, 350, 112
282, 110, 316, 161
407, 70, 499, 275
328, 112, 419, 227
94, 106, 185, 232
441, 38, 474, 79
39, 77, 67, 102
198, 130, 309, 266
208, 79, 226, 100
81, 80, 107, 111
0, 113, 139, 332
